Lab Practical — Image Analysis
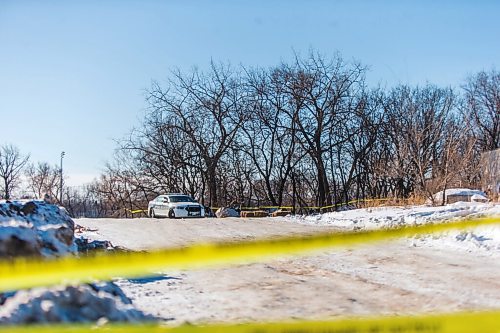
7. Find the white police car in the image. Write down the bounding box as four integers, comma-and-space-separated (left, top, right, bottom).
148, 194, 205, 218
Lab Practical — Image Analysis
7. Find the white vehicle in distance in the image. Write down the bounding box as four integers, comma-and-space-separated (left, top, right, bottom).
148, 194, 205, 218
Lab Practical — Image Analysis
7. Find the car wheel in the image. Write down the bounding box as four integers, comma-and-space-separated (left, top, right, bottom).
168, 209, 175, 219
150, 209, 156, 218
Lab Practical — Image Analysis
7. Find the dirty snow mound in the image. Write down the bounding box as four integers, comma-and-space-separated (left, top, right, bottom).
0, 200, 75, 258
0, 282, 153, 324
0, 200, 154, 324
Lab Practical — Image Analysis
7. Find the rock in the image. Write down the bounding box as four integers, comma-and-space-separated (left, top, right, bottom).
0, 226, 42, 258
21, 202, 37, 215
55, 226, 74, 246
75, 238, 114, 253
215, 207, 240, 218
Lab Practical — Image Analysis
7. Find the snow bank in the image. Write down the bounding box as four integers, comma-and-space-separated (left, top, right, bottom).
0, 200, 154, 324
297, 202, 494, 228
0, 200, 75, 258
293, 202, 500, 256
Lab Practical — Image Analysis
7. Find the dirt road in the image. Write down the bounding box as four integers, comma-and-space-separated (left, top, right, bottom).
76, 217, 500, 324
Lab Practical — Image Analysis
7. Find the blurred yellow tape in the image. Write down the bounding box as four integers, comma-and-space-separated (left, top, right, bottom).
1, 310, 499, 332
125, 208, 146, 214
0, 216, 498, 292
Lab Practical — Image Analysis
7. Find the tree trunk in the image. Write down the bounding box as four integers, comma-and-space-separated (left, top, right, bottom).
316, 155, 329, 207
3, 179, 9, 200
207, 165, 218, 207
265, 177, 277, 206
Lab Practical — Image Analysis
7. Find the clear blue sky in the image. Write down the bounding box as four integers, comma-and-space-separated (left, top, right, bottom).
0, 0, 498, 186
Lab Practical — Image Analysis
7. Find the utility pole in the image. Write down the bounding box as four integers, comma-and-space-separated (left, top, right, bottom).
60, 151, 65, 205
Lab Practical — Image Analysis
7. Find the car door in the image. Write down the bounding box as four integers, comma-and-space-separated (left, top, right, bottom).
158, 196, 170, 216
152, 196, 166, 216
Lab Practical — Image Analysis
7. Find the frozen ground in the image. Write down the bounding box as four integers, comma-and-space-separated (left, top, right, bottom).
75, 216, 339, 250
76, 202, 500, 325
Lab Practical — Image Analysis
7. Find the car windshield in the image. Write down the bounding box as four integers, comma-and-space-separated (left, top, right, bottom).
168, 195, 195, 203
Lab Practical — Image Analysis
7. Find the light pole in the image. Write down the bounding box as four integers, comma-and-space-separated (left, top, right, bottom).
60, 151, 65, 205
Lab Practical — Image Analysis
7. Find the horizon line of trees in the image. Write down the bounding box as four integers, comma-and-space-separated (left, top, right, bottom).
1, 53, 498, 217
92, 53, 499, 215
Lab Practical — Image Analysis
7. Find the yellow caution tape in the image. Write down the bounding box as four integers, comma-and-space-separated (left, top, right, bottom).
1, 310, 499, 332
125, 209, 146, 214
319, 198, 395, 210
259, 206, 293, 209
159, 198, 397, 214
0, 217, 498, 292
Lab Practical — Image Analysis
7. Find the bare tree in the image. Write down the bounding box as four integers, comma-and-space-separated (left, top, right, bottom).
88, 55, 495, 216
0, 144, 30, 200
382, 85, 456, 199
25, 162, 60, 200
242, 67, 302, 206
282, 52, 367, 206
430, 117, 478, 205
462, 70, 500, 151
333, 89, 385, 204
145, 62, 249, 206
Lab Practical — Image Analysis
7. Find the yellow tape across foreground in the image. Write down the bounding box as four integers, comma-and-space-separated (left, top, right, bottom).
0, 217, 498, 293
1, 310, 499, 333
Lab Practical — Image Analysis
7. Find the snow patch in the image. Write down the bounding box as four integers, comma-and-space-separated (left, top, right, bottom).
292, 202, 500, 256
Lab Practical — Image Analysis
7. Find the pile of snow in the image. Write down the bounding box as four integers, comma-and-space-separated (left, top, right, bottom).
0, 200, 76, 258
293, 202, 500, 256
409, 204, 500, 254
297, 201, 494, 228
0, 200, 154, 324
0, 282, 153, 324
432, 188, 488, 204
